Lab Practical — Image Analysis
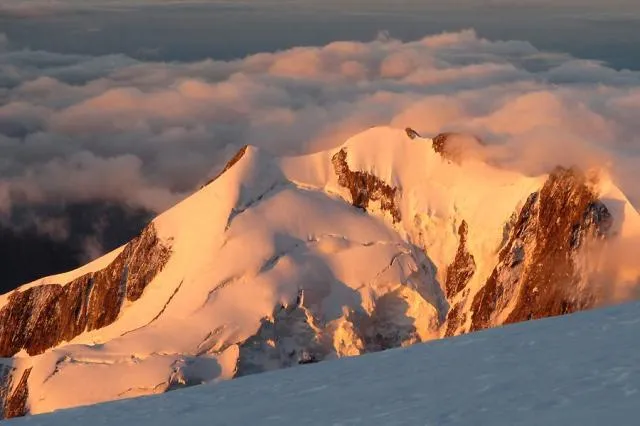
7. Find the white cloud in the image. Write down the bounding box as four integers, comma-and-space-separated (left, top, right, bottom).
1, 29, 640, 221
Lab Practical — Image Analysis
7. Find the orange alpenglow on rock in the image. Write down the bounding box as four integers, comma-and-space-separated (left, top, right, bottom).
1, 126, 638, 419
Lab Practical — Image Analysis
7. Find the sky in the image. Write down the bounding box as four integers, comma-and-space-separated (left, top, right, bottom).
1, 1, 640, 68
1, 0, 640, 290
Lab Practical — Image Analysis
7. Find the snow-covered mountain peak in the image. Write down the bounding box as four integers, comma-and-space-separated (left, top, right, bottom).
1, 126, 638, 418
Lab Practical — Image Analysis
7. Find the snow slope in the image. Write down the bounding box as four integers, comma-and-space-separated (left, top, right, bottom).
1, 126, 639, 417
7, 300, 640, 426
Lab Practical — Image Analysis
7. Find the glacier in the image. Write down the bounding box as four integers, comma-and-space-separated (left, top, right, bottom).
1, 126, 639, 417
6, 300, 640, 425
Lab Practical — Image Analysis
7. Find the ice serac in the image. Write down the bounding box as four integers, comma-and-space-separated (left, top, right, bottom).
0, 223, 171, 357
235, 285, 440, 378
469, 167, 613, 331
0, 126, 638, 418
235, 299, 327, 377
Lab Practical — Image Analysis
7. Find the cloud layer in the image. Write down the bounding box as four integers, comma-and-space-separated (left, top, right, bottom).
2, 29, 640, 280
3, 29, 640, 211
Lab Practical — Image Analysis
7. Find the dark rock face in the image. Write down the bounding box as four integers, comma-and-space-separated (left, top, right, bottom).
0, 364, 14, 419
431, 132, 455, 155
442, 222, 476, 337
0, 223, 171, 357
330, 143, 612, 338
444, 301, 466, 337
469, 167, 612, 331
123, 226, 172, 302
405, 128, 421, 140
332, 148, 401, 223
2, 367, 31, 419
445, 221, 476, 299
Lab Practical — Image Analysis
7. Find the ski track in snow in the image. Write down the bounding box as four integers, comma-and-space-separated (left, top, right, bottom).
9, 301, 640, 426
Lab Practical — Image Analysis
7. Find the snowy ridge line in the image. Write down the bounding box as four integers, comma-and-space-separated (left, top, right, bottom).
0, 126, 639, 418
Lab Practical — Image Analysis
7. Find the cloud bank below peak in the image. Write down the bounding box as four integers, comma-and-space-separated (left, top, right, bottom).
1, 29, 640, 223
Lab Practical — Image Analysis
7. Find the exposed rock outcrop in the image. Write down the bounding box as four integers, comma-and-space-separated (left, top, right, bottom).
442, 222, 476, 337
444, 300, 466, 337
431, 132, 455, 156
445, 221, 476, 299
332, 148, 401, 223
3, 367, 31, 419
0, 223, 171, 357
0, 364, 14, 420
405, 128, 421, 140
469, 167, 612, 331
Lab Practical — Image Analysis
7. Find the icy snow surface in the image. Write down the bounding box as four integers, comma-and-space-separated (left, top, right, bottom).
8, 301, 640, 425
2, 126, 639, 416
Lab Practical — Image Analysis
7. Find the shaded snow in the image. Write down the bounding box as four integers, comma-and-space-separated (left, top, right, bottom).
8, 301, 640, 425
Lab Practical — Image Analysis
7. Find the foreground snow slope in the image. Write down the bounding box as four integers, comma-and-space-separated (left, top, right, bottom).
1, 126, 639, 417
8, 300, 640, 426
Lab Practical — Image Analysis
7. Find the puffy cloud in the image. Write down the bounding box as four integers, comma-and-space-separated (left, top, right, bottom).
2, 29, 640, 268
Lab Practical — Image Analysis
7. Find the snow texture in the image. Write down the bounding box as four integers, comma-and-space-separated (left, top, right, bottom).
7, 300, 640, 426
1, 126, 639, 417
